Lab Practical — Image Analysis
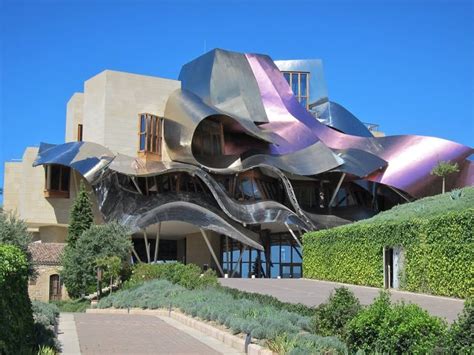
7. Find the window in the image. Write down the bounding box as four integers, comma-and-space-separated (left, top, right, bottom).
138, 113, 163, 159
282, 71, 310, 109
77, 124, 83, 141
44, 164, 70, 198
193, 119, 224, 156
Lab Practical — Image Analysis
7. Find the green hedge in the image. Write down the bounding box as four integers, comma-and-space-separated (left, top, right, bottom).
0, 244, 35, 354
303, 209, 474, 298
123, 262, 218, 290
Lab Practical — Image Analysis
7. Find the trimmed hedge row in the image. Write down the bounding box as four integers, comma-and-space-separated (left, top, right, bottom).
0, 244, 35, 354
303, 208, 474, 298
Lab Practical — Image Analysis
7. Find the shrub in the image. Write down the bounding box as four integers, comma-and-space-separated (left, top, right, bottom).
448, 297, 473, 354
0, 244, 35, 354
37, 346, 56, 355
32, 300, 60, 351
220, 286, 315, 317
266, 333, 347, 355
311, 287, 361, 338
346, 291, 447, 354
61, 222, 132, 298
98, 279, 311, 340
123, 262, 218, 290
303, 208, 474, 298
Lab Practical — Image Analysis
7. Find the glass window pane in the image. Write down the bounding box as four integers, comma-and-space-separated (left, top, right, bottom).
151, 118, 156, 152
271, 244, 280, 263
271, 263, 280, 278
241, 263, 250, 278
281, 243, 291, 263
60, 167, 70, 192
242, 248, 250, 262
140, 115, 146, 133
240, 179, 254, 200
281, 265, 292, 278
140, 134, 146, 150
291, 73, 299, 96
292, 246, 302, 263
50, 165, 60, 191
300, 97, 307, 109
232, 248, 241, 262
283, 72, 290, 84
300, 73, 307, 96
146, 118, 151, 151
293, 265, 302, 278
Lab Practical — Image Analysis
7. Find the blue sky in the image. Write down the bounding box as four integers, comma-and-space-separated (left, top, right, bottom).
1, 0, 473, 195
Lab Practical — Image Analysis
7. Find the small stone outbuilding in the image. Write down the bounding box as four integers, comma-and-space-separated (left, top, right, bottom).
28, 242, 69, 302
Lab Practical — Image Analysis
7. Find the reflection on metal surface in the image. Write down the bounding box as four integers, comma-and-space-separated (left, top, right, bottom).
33, 48, 473, 250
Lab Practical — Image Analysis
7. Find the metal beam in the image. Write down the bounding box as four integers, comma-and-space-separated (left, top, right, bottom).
200, 229, 224, 277
143, 230, 150, 263
131, 177, 143, 195
329, 173, 346, 207
225, 235, 230, 275
387, 186, 411, 203
153, 223, 161, 263
285, 222, 302, 249
132, 247, 142, 263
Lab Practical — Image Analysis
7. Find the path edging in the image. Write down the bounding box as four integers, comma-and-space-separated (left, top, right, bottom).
86, 308, 273, 355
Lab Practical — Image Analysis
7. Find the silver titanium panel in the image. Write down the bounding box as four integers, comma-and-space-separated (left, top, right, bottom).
180, 48, 269, 124
312, 101, 373, 137
163, 89, 278, 165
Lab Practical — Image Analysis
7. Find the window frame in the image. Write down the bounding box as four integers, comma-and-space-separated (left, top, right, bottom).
77, 124, 83, 142
282, 71, 310, 109
44, 164, 71, 198
138, 113, 163, 160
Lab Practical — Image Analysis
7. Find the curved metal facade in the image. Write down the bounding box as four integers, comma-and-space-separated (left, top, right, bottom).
33, 48, 473, 250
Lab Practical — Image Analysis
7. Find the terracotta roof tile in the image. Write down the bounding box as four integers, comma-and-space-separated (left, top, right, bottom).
28, 243, 65, 266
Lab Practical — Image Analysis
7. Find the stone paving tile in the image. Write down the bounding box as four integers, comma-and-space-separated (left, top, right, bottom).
74, 313, 221, 355
219, 278, 465, 323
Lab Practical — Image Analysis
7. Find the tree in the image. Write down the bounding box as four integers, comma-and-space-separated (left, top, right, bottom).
0, 210, 34, 275
430, 161, 460, 194
96, 256, 122, 295
67, 181, 94, 246
61, 222, 132, 298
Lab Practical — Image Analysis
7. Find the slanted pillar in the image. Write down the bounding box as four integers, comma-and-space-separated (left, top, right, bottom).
143, 231, 151, 263
153, 223, 161, 263
329, 173, 346, 208
284, 222, 302, 249
200, 229, 224, 277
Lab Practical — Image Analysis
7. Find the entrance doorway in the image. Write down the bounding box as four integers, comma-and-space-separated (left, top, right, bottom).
384, 246, 403, 289
49, 274, 62, 301
281, 263, 302, 278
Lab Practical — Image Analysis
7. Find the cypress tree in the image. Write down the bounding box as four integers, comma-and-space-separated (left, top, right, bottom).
67, 180, 94, 246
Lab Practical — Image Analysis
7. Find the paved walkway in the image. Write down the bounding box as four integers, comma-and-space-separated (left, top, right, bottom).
59, 313, 240, 354
219, 278, 465, 322
58, 313, 81, 354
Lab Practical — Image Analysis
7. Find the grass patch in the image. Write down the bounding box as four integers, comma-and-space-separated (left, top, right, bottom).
51, 299, 90, 313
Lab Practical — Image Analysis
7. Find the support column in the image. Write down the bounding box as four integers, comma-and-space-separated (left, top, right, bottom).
132, 247, 142, 263
329, 173, 346, 208
153, 223, 161, 263
200, 229, 224, 277
143, 231, 151, 263
285, 222, 303, 249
